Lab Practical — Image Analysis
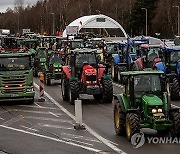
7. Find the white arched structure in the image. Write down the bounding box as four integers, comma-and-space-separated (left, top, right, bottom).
63, 14, 127, 38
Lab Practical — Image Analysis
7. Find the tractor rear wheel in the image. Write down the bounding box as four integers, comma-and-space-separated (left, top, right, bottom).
171, 78, 179, 100
102, 79, 113, 103
125, 113, 140, 141
114, 100, 125, 135
170, 111, 180, 137
61, 74, 69, 101
111, 61, 117, 81
69, 81, 79, 105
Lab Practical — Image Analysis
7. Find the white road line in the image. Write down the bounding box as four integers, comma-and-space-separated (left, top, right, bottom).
17, 105, 57, 110
25, 116, 72, 124
2, 116, 23, 126
34, 82, 126, 154
20, 125, 39, 132
62, 133, 102, 143
49, 112, 59, 117
34, 102, 42, 108
0, 125, 101, 153
42, 124, 74, 130
0, 117, 4, 120
62, 137, 94, 146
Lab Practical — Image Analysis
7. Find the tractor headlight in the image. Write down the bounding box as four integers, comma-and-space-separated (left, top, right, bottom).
152, 109, 157, 113
157, 108, 163, 113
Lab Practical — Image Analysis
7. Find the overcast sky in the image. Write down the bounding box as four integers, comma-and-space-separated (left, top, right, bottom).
0, 0, 39, 12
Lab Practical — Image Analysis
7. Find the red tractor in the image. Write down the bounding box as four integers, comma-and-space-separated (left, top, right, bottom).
61, 48, 113, 104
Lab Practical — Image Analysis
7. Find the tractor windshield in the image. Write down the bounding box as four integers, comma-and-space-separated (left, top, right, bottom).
170, 51, 180, 62
134, 74, 161, 97
49, 54, 63, 64
0, 56, 31, 71
106, 43, 118, 53
71, 41, 84, 49
76, 53, 97, 68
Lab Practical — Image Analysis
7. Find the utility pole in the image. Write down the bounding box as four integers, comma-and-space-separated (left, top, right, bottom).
141, 8, 148, 36
173, 6, 180, 36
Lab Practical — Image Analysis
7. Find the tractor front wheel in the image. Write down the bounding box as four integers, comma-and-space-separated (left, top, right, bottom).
46, 74, 51, 86
102, 79, 113, 103
170, 78, 180, 100
170, 111, 180, 137
125, 113, 140, 141
69, 81, 79, 105
114, 101, 125, 135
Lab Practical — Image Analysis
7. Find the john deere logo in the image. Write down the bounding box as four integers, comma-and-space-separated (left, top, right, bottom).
131, 132, 145, 148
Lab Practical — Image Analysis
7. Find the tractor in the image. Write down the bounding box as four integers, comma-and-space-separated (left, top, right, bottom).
160, 46, 180, 100
61, 48, 113, 104
133, 44, 165, 71
111, 41, 138, 83
114, 71, 180, 141
33, 47, 48, 77
44, 52, 64, 85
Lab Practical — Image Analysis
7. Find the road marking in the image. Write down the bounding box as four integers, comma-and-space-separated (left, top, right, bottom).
20, 125, 39, 132
61, 133, 102, 143
49, 112, 59, 117
34, 102, 42, 107
34, 82, 126, 154
0, 117, 4, 120
24, 116, 72, 123
10, 109, 64, 115
63, 137, 94, 146
17, 105, 57, 110
2, 116, 23, 126
42, 124, 74, 130
0, 125, 101, 153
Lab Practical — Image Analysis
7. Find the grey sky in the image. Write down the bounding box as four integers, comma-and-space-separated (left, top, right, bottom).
0, 0, 39, 12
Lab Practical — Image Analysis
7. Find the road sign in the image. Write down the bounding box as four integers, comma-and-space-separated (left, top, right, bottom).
22, 29, 31, 34
66, 26, 79, 35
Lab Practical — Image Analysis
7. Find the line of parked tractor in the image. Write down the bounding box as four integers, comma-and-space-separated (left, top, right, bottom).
1, 34, 180, 141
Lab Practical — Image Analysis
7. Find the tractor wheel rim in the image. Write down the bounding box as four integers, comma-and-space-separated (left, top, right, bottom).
126, 119, 131, 138
114, 107, 120, 129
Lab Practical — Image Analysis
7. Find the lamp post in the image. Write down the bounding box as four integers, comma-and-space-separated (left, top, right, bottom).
141, 8, 148, 36
50, 12, 55, 35
173, 5, 180, 36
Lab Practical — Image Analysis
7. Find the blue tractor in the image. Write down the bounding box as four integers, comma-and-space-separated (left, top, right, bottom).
111, 41, 138, 83
160, 46, 180, 100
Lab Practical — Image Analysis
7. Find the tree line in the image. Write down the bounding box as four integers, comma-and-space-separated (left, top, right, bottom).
0, 0, 179, 38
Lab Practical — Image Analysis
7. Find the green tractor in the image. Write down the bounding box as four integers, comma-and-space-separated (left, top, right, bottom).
44, 52, 64, 85
114, 71, 180, 140
33, 47, 48, 77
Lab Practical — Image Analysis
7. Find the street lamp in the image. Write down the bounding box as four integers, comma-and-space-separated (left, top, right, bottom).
141, 8, 148, 36
173, 5, 180, 36
50, 12, 55, 36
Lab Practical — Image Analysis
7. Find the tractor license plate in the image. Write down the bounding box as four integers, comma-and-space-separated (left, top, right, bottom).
10, 94, 19, 97
153, 113, 164, 117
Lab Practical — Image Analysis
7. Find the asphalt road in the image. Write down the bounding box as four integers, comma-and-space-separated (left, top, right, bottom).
0, 77, 180, 154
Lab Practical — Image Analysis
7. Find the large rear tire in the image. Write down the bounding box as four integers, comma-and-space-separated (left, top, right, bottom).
61, 74, 69, 101
125, 113, 140, 141
170, 78, 179, 100
111, 61, 117, 82
102, 79, 113, 103
170, 111, 180, 137
114, 100, 125, 135
69, 81, 79, 105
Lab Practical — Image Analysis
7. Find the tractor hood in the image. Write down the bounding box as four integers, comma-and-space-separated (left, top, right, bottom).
142, 94, 163, 106
53, 62, 62, 68
40, 58, 46, 63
